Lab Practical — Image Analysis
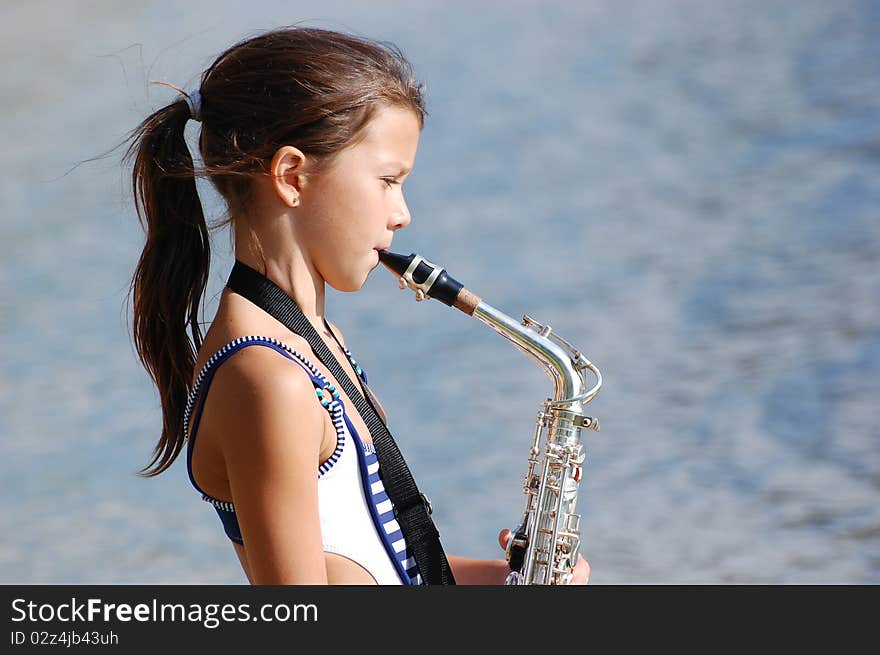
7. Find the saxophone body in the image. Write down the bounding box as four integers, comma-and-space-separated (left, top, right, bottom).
377, 251, 602, 585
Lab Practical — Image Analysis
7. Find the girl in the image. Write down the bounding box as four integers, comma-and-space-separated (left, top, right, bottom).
125, 26, 589, 585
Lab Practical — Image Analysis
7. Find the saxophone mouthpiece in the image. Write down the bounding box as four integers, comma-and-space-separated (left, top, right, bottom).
376, 249, 413, 277
378, 249, 481, 315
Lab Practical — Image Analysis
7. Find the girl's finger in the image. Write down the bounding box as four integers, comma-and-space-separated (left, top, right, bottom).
572, 554, 591, 584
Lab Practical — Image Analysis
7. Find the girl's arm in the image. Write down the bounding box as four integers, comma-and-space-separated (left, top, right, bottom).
212, 346, 330, 584
447, 554, 511, 585
447, 531, 591, 585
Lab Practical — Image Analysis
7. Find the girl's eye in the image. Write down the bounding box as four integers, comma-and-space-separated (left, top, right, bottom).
381, 177, 401, 188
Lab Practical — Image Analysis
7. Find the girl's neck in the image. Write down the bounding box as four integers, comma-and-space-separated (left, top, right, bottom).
233, 247, 327, 329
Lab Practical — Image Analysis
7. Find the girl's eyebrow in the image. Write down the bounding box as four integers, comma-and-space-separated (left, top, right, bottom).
381, 161, 412, 174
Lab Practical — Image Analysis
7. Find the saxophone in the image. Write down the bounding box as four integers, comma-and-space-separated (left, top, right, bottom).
377, 251, 602, 585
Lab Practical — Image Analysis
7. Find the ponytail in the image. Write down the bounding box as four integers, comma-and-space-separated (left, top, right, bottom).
124, 98, 210, 477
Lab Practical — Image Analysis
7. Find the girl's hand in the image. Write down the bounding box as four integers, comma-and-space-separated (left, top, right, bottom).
498, 529, 591, 585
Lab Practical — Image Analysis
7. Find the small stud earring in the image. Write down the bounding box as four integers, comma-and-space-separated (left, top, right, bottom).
292, 197, 300, 207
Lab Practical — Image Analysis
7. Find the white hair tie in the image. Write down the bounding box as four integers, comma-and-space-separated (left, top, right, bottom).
185, 90, 202, 122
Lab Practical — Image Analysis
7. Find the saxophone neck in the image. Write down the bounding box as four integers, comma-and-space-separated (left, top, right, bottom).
471, 301, 602, 411
377, 249, 602, 411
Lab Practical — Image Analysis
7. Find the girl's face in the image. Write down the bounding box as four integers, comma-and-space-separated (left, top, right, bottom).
298, 104, 421, 292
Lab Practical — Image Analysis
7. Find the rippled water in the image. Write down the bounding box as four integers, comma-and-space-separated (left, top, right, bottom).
1, 0, 878, 583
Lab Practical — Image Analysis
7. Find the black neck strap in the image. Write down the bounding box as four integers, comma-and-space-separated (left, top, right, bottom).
226, 259, 455, 585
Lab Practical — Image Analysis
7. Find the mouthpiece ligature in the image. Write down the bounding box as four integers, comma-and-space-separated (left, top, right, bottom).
378, 250, 481, 315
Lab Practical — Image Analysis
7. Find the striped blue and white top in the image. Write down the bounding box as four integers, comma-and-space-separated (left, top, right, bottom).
362, 440, 423, 585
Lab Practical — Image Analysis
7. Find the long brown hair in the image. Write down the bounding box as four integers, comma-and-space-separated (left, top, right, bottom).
123, 26, 426, 477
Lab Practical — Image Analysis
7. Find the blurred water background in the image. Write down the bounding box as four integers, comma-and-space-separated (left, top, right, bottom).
1, 0, 878, 584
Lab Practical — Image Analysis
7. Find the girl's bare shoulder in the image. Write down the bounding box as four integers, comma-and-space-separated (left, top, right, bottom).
202, 337, 326, 455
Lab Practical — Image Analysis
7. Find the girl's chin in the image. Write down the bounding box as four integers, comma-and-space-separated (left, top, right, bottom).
327, 269, 371, 293
329, 279, 364, 293
325, 253, 377, 292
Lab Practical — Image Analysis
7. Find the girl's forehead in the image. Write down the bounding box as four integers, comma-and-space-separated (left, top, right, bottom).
324, 106, 419, 174
356, 106, 421, 155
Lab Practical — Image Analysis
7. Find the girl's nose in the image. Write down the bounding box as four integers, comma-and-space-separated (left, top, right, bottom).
390, 204, 411, 230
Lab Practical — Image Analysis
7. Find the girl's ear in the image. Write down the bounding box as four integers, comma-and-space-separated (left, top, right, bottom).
269, 145, 308, 208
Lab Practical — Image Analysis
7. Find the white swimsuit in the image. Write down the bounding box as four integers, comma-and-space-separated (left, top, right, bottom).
183, 336, 422, 585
